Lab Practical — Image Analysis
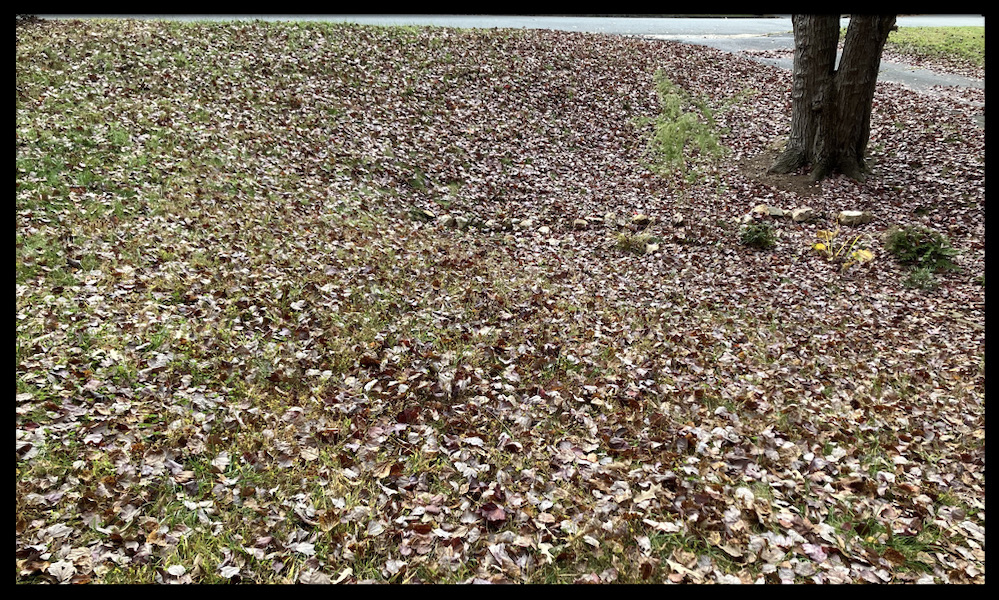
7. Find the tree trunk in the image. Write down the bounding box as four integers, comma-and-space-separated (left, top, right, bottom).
770, 14, 896, 182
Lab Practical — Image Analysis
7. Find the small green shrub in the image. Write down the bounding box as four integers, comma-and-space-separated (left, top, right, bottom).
884, 225, 959, 272
640, 70, 724, 176
739, 221, 775, 250
903, 266, 940, 291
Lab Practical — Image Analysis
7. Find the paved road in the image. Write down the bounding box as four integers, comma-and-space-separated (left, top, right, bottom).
638, 16, 984, 92
36, 14, 984, 91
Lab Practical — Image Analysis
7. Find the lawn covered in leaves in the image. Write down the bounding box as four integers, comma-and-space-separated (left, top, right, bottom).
16, 18, 984, 584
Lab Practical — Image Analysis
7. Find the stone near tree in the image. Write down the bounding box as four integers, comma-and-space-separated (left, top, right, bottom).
791, 207, 816, 222
837, 210, 873, 226
631, 214, 652, 228
752, 204, 785, 218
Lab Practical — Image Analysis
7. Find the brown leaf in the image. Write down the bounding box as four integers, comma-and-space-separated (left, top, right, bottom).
882, 547, 907, 566
479, 502, 507, 523
396, 406, 420, 424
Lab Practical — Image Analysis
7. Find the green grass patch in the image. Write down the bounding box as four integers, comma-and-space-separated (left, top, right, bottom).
887, 26, 985, 67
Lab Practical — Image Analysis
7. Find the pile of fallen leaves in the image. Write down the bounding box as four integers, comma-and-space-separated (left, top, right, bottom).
16, 19, 983, 584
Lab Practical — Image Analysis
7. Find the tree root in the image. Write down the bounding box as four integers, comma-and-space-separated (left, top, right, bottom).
767, 148, 807, 175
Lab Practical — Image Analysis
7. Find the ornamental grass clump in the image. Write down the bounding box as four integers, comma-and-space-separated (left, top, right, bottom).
812, 228, 875, 271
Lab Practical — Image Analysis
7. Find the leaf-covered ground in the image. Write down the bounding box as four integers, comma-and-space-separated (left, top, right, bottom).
16, 19, 984, 584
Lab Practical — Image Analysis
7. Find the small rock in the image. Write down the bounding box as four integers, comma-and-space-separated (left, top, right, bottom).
438, 214, 457, 228
632, 214, 652, 228
837, 210, 872, 226
604, 212, 617, 227
644, 242, 660, 254
484, 219, 501, 231
411, 207, 436, 221
455, 216, 470, 230
790, 207, 816, 222
518, 218, 533, 230
538, 225, 552, 236
573, 218, 589, 230
753, 204, 785, 217
671, 212, 685, 227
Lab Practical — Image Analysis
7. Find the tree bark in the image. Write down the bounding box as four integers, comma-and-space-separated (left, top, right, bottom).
769, 15, 839, 175
769, 14, 896, 182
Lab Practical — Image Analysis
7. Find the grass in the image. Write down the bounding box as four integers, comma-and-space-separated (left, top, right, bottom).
886, 26, 985, 68
835, 24, 984, 74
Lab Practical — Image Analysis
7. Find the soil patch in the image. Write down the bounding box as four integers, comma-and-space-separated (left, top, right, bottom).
736, 149, 823, 197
